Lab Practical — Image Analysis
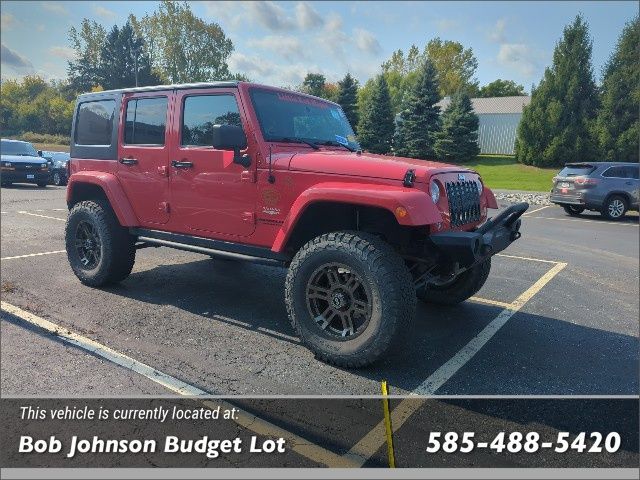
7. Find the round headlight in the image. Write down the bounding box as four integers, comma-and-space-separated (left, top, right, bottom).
430, 180, 440, 204
476, 178, 483, 195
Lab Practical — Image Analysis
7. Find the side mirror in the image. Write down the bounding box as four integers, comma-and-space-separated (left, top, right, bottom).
37, 150, 43, 157
212, 124, 250, 168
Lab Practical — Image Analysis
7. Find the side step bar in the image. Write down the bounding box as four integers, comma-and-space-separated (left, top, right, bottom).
130, 228, 289, 267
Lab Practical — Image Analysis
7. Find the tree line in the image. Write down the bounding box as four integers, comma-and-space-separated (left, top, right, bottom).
0, 2, 636, 166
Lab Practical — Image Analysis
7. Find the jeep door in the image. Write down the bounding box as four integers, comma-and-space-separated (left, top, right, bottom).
168, 89, 256, 237
117, 93, 173, 225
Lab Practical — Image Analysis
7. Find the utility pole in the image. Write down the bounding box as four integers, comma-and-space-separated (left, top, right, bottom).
130, 39, 139, 87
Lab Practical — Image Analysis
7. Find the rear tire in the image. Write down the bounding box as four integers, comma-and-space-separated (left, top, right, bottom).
65, 200, 136, 286
601, 195, 627, 220
417, 258, 491, 306
285, 231, 416, 368
563, 205, 584, 216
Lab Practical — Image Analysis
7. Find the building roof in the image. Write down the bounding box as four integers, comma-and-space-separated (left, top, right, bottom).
436, 95, 531, 114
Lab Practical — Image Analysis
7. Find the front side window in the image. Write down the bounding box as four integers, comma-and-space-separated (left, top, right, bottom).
622, 166, 639, 180
249, 88, 359, 150
181, 94, 242, 146
75, 99, 115, 146
125, 97, 168, 145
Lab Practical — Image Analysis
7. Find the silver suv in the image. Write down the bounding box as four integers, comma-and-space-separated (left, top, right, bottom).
551, 162, 639, 220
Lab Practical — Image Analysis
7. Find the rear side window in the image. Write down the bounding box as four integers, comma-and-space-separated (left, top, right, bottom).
125, 97, 168, 145
181, 94, 242, 146
75, 100, 116, 146
602, 166, 625, 178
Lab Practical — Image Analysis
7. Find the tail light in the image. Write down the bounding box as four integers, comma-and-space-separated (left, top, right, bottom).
574, 177, 598, 187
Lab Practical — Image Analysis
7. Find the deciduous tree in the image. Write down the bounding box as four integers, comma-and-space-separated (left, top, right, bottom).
478, 79, 526, 97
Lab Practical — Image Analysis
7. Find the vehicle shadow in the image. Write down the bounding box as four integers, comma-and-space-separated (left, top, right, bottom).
108, 257, 639, 394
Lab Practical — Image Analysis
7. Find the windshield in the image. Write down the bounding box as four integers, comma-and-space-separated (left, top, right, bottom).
250, 88, 359, 151
1, 140, 38, 157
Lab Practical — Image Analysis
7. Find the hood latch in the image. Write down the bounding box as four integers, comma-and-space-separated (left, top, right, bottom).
403, 169, 416, 187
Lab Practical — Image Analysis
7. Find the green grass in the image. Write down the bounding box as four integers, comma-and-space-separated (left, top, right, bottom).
32, 142, 70, 153
463, 155, 557, 192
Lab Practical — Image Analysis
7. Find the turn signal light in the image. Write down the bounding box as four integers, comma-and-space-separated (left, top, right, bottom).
395, 206, 408, 218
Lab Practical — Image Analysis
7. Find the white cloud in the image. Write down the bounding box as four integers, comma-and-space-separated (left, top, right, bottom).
497, 43, 536, 78
49, 46, 76, 60
247, 1, 296, 31
93, 5, 117, 21
353, 28, 382, 55
488, 18, 507, 43
295, 2, 323, 29
434, 19, 459, 32
41, 2, 68, 16
247, 35, 307, 62
1, 13, 17, 30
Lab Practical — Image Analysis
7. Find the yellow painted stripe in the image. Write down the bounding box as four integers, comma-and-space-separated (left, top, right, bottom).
344, 261, 567, 466
0, 301, 357, 468
522, 205, 551, 216
469, 296, 512, 309
18, 211, 66, 222
1, 250, 66, 261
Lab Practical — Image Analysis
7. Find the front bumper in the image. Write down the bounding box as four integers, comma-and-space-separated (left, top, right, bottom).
429, 202, 529, 268
1, 170, 50, 183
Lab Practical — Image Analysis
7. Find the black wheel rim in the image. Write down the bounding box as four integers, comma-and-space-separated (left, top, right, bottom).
305, 262, 372, 339
75, 220, 101, 269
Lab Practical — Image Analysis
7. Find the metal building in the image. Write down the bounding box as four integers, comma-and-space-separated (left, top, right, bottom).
436, 96, 531, 155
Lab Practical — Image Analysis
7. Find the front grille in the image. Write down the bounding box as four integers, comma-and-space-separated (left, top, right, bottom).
445, 180, 481, 227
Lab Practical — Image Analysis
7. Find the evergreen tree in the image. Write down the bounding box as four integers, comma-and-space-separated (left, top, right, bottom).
434, 90, 480, 162
515, 15, 599, 167
337, 73, 359, 132
96, 22, 160, 90
357, 75, 395, 154
594, 16, 639, 163
394, 59, 441, 159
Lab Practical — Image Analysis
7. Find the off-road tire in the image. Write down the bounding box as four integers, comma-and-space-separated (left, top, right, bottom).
563, 205, 584, 216
417, 258, 491, 306
285, 231, 416, 368
601, 195, 627, 220
65, 200, 136, 286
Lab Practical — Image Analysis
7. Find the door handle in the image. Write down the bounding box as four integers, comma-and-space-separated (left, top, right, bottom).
171, 160, 194, 169
119, 157, 138, 165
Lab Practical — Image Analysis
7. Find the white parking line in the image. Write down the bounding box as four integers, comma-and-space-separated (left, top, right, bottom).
17, 211, 66, 222
496, 253, 561, 264
344, 259, 567, 466
522, 205, 551, 216
526, 215, 639, 227
1, 250, 66, 261
0, 301, 356, 467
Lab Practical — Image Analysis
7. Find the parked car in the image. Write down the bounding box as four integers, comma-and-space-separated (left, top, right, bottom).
64, 81, 528, 367
0, 139, 50, 187
550, 162, 640, 220
40, 151, 70, 186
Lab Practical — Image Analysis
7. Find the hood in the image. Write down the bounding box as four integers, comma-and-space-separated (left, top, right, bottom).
1, 154, 44, 164
288, 150, 473, 182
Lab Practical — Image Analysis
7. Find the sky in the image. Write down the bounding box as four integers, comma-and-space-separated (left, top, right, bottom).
1, 1, 637, 90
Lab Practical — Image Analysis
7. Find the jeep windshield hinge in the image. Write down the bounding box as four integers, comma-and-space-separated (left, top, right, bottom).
268, 144, 275, 184
403, 169, 416, 187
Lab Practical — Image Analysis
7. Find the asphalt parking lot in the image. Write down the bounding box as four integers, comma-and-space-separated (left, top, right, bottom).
1, 184, 638, 397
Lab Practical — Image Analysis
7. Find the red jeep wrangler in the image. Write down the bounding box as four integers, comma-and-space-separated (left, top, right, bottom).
65, 81, 527, 367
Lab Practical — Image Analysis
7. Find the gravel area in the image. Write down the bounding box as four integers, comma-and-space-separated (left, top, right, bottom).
493, 189, 552, 206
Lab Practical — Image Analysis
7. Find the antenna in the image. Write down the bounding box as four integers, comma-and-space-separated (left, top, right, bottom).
268, 144, 275, 184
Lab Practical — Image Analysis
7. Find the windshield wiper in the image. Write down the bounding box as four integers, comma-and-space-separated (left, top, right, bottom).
318, 140, 357, 152
271, 137, 319, 150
